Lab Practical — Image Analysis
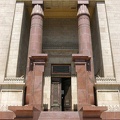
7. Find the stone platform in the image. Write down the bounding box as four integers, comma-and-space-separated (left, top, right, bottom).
39, 111, 80, 120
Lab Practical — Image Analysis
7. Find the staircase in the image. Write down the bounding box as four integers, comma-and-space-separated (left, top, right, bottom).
39, 111, 80, 120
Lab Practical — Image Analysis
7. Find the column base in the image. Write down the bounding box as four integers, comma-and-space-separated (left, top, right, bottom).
8, 105, 33, 118
80, 105, 107, 118
26, 54, 48, 111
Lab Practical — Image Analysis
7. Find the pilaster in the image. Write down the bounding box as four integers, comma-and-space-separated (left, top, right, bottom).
26, 54, 47, 111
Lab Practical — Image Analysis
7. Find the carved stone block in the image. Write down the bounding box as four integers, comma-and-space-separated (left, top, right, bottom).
78, 0, 89, 5
32, 0, 43, 5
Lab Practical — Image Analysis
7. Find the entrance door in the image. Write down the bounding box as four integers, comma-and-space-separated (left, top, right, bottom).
51, 78, 61, 111
51, 77, 71, 111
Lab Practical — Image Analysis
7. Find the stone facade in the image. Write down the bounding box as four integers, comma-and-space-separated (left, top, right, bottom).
0, 0, 120, 120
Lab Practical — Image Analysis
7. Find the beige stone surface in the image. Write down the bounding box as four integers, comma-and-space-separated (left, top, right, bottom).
105, 0, 120, 81
43, 76, 51, 110
91, 1, 120, 111
6, 2, 30, 77
0, 2, 28, 111
96, 2, 114, 77
0, 90, 23, 111
6, 2, 25, 77
0, 80, 25, 111
71, 76, 77, 110
0, 0, 16, 82
97, 90, 120, 111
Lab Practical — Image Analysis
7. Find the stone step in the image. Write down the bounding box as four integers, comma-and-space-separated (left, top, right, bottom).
39, 111, 80, 120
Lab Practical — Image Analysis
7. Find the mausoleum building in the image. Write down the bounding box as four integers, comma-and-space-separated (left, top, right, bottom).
0, 0, 120, 119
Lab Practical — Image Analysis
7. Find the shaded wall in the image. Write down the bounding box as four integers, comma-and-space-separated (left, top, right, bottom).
43, 18, 78, 49
91, 6, 104, 77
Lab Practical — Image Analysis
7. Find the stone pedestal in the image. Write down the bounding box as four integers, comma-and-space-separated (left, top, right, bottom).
26, 54, 47, 120
8, 106, 33, 118
79, 105, 107, 120
26, 54, 47, 109
72, 54, 94, 110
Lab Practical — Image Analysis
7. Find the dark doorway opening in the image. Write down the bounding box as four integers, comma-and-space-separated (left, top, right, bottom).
51, 77, 71, 111
61, 78, 71, 111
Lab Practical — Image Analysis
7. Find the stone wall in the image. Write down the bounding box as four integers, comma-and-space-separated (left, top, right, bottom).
91, 2, 114, 77
43, 18, 78, 49
0, 2, 30, 111
0, 0, 16, 82
16, 3, 30, 77
105, 0, 120, 81
6, 2, 30, 77
91, 5, 104, 77
94, 0, 120, 111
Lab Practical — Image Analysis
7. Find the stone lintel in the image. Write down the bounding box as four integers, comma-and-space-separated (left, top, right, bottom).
32, 0, 43, 5
8, 106, 33, 118
29, 54, 48, 70
78, 0, 89, 5
29, 54, 48, 62
72, 54, 91, 72
72, 54, 91, 62
80, 105, 107, 118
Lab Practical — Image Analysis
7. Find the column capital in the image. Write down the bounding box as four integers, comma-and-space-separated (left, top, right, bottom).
31, 4, 44, 17
77, 4, 90, 17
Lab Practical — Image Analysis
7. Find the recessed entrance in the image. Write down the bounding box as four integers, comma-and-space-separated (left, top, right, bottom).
51, 77, 71, 111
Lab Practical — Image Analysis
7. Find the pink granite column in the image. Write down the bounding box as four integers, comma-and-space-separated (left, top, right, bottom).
28, 4, 44, 55
26, 4, 48, 113
77, 5, 95, 79
78, 5, 92, 56
72, 4, 95, 109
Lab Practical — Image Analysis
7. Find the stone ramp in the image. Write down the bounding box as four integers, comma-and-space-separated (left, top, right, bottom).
39, 111, 80, 120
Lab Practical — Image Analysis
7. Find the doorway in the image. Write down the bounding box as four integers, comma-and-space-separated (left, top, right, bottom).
51, 77, 71, 111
